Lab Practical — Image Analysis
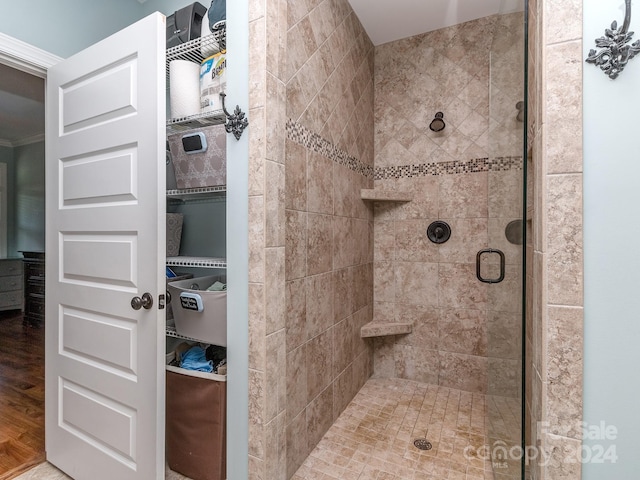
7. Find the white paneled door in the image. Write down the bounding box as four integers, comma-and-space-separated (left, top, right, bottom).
45, 13, 166, 480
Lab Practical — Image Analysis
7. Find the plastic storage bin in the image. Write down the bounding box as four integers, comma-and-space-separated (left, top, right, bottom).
166, 365, 226, 480
167, 275, 226, 345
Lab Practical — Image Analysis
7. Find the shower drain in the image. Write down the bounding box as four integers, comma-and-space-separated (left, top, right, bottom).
413, 438, 433, 451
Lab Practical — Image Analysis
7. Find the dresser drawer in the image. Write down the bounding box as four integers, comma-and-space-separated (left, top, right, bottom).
0, 290, 23, 308
0, 275, 22, 292
0, 259, 23, 277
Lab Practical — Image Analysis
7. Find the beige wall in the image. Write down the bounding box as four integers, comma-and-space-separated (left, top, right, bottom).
284, 0, 375, 477
527, 0, 584, 479
247, 0, 288, 477
247, 0, 376, 478
370, 15, 524, 399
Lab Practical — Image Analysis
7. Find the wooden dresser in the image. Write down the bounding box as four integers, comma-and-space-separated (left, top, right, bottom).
0, 258, 24, 312
22, 251, 45, 326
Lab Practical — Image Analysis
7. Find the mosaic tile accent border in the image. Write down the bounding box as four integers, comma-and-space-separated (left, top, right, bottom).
374, 156, 524, 180
286, 119, 374, 178
286, 118, 523, 180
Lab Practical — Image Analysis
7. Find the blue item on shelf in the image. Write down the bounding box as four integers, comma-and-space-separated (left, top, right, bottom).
180, 345, 214, 373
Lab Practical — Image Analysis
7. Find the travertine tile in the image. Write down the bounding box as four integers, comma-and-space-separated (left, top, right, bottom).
266, 329, 287, 421
249, 283, 266, 370
265, 247, 286, 333
394, 219, 440, 263
248, 195, 266, 283
285, 209, 306, 280
395, 344, 439, 385
546, 306, 583, 440
264, 412, 287, 480
307, 150, 334, 215
287, 344, 308, 424
333, 316, 354, 376
438, 308, 488, 356
541, 433, 582, 479
307, 213, 333, 275
293, 378, 515, 480
438, 263, 487, 310
394, 303, 439, 350
438, 352, 487, 393
266, 74, 287, 163
437, 217, 488, 264
307, 329, 334, 401
394, 261, 439, 306
305, 271, 334, 340
249, 369, 266, 459
438, 172, 488, 219
285, 139, 307, 211
333, 266, 354, 323
249, 108, 266, 196
287, 410, 310, 478
546, 174, 582, 306
306, 384, 334, 450
373, 262, 395, 303
265, 160, 285, 248
544, 0, 582, 44
249, 18, 267, 108
544, 41, 583, 175
286, 278, 307, 352
487, 310, 521, 360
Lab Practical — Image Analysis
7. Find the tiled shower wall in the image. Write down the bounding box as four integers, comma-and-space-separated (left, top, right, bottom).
371, 15, 524, 397
284, 0, 375, 478
527, 0, 584, 479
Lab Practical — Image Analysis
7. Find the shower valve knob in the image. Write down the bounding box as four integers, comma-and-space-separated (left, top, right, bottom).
427, 221, 451, 244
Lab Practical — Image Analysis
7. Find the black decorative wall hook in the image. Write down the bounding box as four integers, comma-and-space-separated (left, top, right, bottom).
586, 0, 640, 79
220, 92, 248, 140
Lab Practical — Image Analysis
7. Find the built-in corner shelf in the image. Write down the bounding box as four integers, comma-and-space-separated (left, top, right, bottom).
360, 321, 413, 338
360, 189, 413, 202
166, 256, 227, 269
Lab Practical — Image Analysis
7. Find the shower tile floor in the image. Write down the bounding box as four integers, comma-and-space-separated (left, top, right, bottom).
293, 378, 520, 480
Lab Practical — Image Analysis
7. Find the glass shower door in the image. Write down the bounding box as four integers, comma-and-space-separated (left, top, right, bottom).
485, 6, 526, 480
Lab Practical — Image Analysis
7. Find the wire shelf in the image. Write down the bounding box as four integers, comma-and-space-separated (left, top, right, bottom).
166, 109, 226, 133
166, 325, 204, 343
166, 256, 227, 269
166, 22, 226, 73
167, 185, 226, 197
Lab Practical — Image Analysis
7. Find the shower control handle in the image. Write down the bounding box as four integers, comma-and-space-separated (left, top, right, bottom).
476, 249, 505, 284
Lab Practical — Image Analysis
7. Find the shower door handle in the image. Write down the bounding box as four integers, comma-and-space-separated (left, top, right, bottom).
476, 249, 505, 284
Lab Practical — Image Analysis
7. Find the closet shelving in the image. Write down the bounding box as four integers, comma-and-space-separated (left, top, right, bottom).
166, 30, 226, 133
166, 185, 227, 200
165, 31, 228, 342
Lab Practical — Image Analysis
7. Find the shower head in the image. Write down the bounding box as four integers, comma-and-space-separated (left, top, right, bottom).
429, 112, 445, 132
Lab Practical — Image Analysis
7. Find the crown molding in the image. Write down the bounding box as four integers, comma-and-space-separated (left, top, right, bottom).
0, 133, 45, 148
12, 133, 45, 147
0, 32, 62, 78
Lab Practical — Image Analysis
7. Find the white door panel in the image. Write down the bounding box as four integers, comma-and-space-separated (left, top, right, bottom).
46, 13, 165, 480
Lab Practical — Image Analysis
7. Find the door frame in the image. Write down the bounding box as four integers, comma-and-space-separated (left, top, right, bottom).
0, 26, 250, 479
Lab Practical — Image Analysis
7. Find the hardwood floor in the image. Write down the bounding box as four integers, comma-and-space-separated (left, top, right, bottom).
0, 311, 45, 480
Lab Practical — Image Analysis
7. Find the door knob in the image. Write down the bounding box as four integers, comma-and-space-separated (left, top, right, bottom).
131, 292, 153, 310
